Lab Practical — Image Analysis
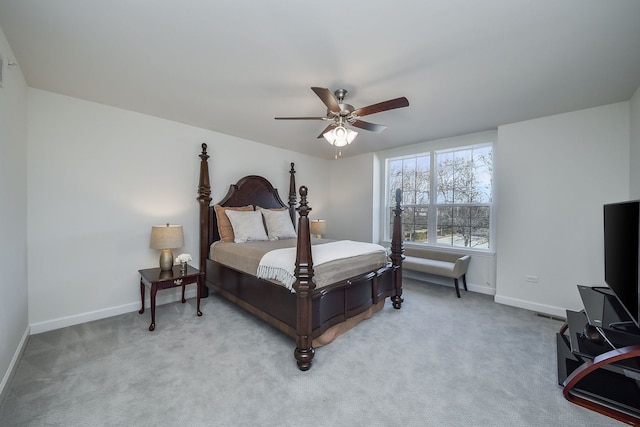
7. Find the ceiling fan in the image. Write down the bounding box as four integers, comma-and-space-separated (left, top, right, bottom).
275, 87, 409, 155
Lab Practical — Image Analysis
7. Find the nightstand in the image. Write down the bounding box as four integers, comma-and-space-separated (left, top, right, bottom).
138, 264, 203, 331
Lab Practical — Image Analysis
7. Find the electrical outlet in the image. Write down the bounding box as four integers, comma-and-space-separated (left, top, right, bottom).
526, 275, 539, 283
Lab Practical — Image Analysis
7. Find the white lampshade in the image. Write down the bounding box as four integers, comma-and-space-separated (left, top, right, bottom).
323, 126, 357, 147
310, 219, 327, 238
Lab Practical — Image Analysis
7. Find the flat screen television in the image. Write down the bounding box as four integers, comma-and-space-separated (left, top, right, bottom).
603, 200, 640, 330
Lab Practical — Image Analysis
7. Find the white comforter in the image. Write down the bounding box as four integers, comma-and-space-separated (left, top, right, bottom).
256, 240, 386, 291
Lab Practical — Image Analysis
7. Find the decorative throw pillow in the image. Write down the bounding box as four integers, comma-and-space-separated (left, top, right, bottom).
214, 205, 253, 242
224, 209, 269, 243
258, 207, 297, 240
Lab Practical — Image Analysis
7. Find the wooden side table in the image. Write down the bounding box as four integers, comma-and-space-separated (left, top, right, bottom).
138, 264, 203, 331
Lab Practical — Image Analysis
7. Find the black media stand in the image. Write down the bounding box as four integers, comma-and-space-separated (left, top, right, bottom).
557, 285, 640, 425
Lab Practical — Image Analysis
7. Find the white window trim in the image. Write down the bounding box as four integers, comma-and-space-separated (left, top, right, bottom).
378, 130, 497, 254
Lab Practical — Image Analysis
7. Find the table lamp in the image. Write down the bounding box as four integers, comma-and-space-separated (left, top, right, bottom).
149, 224, 184, 271
310, 219, 327, 238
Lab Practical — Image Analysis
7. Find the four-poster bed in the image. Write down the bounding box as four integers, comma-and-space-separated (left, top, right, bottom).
196, 143, 404, 370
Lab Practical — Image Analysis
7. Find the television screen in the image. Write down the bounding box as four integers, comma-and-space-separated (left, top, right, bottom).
603, 200, 640, 328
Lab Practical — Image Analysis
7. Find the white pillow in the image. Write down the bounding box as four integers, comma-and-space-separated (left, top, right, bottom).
258, 208, 297, 240
224, 209, 269, 243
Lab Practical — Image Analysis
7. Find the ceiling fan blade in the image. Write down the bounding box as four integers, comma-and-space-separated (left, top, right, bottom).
350, 119, 387, 133
353, 97, 409, 117
311, 87, 341, 112
316, 124, 336, 139
274, 117, 326, 120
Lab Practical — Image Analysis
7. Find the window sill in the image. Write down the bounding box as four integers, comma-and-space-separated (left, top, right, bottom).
380, 241, 495, 256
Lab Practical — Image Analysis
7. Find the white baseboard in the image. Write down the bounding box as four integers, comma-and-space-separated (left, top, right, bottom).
30, 288, 198, 335
0, 325, 29, 407
408, 271, 567, 318
494, 294, 567, 319
467, 282, 496, 296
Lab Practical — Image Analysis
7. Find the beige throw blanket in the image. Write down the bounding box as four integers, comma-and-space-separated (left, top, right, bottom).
256, 240, 386, 291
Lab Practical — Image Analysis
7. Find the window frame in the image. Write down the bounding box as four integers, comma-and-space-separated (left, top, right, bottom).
383, 140, 494, 253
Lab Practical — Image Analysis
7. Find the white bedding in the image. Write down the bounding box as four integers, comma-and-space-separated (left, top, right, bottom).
256, 240, 386, 291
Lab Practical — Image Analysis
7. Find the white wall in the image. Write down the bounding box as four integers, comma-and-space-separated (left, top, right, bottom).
495, 102, 630, 317
327, 153, 377, 242
27, 89, 330, 332
0, 26, 28, 401
630, 86, 640, 199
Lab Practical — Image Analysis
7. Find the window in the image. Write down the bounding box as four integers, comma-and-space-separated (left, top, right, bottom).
386, 143, 493, 250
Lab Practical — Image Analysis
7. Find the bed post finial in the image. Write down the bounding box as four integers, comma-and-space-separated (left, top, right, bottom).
197, 142, 211, 208
288, 163, 297, 227
293, 185, 315, 371
297, 186, 310, 214
197, 143, 212, 297
390, 188, 404, 309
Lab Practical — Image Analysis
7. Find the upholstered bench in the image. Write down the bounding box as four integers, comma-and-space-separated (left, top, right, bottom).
403, 248, 471, 298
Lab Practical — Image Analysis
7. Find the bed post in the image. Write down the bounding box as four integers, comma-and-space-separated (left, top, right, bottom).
292, 186, 315, 371
390, 188, 404, 309
288, 163, 296, 227
197, 143, 212, 298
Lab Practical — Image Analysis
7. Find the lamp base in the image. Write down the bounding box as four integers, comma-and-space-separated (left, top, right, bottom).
159, 249, 174, 271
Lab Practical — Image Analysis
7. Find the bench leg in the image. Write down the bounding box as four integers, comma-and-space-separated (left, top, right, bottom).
462, 274, 468, 291
454, 278, 461, 298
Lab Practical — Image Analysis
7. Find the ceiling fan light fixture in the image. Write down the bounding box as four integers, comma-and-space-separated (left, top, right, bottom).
323, 125, 357, 147
276, 87, 408, 156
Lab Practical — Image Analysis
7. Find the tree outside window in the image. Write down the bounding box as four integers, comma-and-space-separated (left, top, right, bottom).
387, 143, 492, 249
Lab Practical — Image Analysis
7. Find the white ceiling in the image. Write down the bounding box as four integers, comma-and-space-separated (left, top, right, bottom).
1, 1, 639, 159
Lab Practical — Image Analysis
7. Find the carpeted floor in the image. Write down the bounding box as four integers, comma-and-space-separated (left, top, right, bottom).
0, 278, 624, 426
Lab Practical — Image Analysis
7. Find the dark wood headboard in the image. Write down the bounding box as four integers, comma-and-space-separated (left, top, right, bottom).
196, 143, 297, 272
212, 175, 291, 241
